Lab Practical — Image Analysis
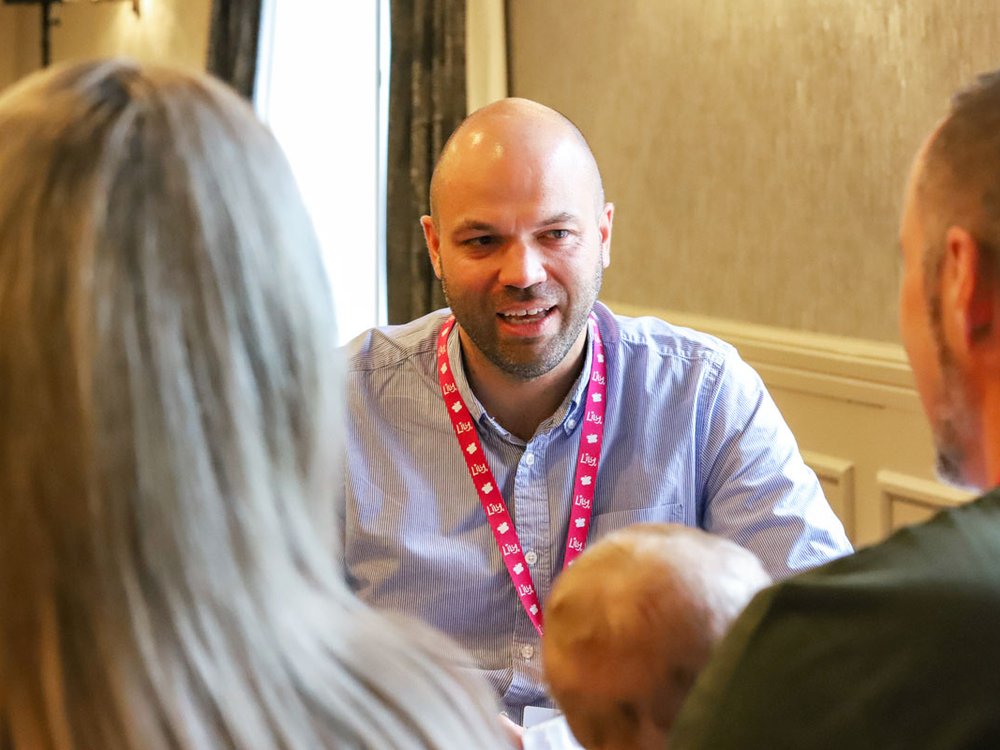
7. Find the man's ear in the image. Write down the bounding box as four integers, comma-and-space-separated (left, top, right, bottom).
943, 226, 998, 351
599, 202, 614, 268
421, 215, 443, 279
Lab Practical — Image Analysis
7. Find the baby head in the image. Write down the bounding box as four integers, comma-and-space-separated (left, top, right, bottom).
543, 523, 770, 750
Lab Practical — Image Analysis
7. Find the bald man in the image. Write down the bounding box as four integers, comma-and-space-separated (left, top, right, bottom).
340, 98, 850, 721
541, 524, 770, 750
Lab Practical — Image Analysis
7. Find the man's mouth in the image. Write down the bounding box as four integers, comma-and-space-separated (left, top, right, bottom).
497, 306, 554, 324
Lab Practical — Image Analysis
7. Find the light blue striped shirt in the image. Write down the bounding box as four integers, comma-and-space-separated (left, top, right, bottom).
340, 303, 851, 718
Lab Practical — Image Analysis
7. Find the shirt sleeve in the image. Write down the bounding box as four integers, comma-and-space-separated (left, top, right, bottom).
698, 349, 852, 577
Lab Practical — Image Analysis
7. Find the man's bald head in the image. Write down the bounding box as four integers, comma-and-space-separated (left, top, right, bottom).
428, 97, 605, 224
418, 97, 614, 393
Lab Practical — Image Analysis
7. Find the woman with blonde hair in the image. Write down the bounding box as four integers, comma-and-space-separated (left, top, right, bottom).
0, 59, 505, 750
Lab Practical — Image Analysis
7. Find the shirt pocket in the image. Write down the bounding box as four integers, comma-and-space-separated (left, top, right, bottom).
589, 504, 684, 542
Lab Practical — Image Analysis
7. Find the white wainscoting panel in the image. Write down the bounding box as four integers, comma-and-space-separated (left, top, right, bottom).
801, 451, 856, 540
607, 302, 967, 548
877, 469, 975, 536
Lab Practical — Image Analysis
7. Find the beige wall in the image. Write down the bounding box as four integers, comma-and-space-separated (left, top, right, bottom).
508, 1, 1000, 342
0, 0, 211, 92
0, 7, 16, 86
466, 0, 507, 111
0, 5, 38, 88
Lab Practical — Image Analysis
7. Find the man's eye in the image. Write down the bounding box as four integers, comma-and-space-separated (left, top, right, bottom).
463, 236, 496, 247
546, 229, 571, 240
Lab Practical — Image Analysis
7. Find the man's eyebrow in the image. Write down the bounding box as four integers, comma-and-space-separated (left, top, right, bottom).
451, 220, 497, 234
450, 213, 580, 235
540, 211, 579, 225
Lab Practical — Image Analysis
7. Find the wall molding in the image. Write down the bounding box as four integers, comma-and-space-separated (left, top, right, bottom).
877, 469, 975, 536
607, 302, 921, 412
802, 451, 856, 539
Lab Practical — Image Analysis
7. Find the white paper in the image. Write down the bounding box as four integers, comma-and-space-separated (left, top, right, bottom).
521, 714, 585, 750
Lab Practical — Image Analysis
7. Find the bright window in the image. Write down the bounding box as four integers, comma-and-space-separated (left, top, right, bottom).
254, 0, 388, 343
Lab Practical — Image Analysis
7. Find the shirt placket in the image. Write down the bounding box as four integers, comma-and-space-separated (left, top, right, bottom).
506, 430, 552, 704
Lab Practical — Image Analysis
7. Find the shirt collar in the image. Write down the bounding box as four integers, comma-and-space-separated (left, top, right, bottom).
557, 321, 594, 436
446, 324, 488, 424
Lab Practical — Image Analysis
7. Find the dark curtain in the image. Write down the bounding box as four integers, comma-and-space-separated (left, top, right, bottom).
206, 0, 264, 100
387, 0, 467, 324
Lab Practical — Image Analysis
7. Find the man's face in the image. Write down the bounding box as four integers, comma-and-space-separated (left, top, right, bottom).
898, 155, 975, 487
424, 139, 612, 380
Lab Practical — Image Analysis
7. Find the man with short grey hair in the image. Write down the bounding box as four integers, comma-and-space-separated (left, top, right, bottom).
671, 68, 1000, 749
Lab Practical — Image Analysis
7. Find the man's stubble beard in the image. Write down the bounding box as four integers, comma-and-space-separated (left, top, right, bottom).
930, 331, 978, 491
440, 260, 603, 381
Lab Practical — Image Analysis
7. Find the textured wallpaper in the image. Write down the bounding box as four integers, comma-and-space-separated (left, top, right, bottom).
509, 1, 1000, 341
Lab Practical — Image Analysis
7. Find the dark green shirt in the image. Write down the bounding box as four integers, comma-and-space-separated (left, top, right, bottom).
671, 487, 1000, 750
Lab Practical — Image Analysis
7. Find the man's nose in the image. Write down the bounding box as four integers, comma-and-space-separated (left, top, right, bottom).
498, 240, 547, 289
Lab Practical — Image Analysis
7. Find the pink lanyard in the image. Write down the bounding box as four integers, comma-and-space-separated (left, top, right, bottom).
436, 314, 608, 635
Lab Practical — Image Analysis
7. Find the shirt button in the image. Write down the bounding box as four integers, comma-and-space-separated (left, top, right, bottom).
521, 644, 535, 660
524, 550, 538, 565
567, 419, 576, 429
524, 453, 535, 466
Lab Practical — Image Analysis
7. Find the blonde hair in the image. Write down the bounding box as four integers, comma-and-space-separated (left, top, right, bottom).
0, 59, 503, 750
544, 523, 770, 739
547, 523, 770, 649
